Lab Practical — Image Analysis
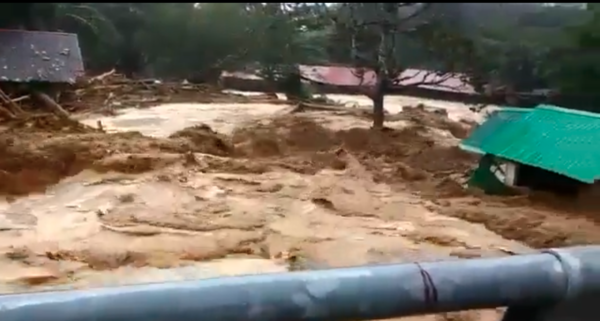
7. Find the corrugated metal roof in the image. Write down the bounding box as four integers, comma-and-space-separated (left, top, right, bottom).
459, 107, 530, 154
298, 65, 475, 94
220, 65, 475, 94
0, 30, 84, 83
468, 105, 600, 183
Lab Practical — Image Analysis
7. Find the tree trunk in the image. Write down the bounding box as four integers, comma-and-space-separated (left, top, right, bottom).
281, 70, 305, 102
371, 91, 385, 129
371, 73, 386, 129
372, 97, 384, 128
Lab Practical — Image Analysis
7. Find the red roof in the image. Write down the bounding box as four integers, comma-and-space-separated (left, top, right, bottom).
220, 65, 476, 95
299, 65, 475, 94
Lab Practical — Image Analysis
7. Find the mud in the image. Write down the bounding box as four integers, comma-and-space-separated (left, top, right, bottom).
387, 105, 472, 139
429, 195, 600, 248
231, 115, 476, 180
0, 115, 235, 195
0, 94, 598, 321
226, 109, 600, 251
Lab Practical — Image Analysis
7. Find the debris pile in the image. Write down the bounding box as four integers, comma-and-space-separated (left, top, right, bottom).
0, 69, 286, 122
65, 70, 281, 114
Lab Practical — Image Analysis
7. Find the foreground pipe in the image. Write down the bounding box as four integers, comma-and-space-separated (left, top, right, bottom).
1, 246, 599, 321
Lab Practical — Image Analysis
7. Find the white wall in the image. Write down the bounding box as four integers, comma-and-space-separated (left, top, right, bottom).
492, 160, 519, 186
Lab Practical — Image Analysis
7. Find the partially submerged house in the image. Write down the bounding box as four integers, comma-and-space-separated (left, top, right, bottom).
0, 29, 84, 83
460, 104, 600, 195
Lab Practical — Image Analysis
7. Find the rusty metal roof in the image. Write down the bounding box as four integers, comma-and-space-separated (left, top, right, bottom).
0, 29, 84, 84
220, 65, 476, 95
298, 65, 476, 94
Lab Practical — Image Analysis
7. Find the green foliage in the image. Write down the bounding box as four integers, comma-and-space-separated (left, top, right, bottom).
0, 2, 598, 110
534, 3, 600, 109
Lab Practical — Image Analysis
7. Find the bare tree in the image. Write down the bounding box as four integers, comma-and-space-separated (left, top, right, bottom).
334, 3, 475, 128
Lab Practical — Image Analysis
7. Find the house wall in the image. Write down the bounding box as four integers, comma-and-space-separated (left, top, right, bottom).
504, 162, 518, 186
491, 160, 518, 187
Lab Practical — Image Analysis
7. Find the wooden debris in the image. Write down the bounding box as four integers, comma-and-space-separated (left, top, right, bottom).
32, 91, 70, 120
0, 105, 16, 119
0, 69, 289, 122
0, 87, 24, 115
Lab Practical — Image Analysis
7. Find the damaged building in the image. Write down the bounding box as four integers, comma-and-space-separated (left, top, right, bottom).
0, 29, 84, 118
0, 29, 84, 83
460, 105, 600, 196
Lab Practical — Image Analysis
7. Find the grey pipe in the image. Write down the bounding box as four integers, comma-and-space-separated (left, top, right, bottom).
1, 246, 599, 321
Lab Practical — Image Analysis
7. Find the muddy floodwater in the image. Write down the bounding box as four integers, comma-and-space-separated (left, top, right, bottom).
0, 93, 598, 321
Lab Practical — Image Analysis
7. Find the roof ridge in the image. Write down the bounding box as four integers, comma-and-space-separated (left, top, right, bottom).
536, 104, 600, 119
497, 107, 531, 113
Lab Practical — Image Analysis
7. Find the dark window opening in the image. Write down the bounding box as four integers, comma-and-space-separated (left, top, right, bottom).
516, 164, 583, 196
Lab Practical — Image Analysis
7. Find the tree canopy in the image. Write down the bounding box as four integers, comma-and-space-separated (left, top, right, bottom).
1, 3, 598, 126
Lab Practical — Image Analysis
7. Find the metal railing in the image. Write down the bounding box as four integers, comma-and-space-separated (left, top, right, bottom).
1, 246, 599, 321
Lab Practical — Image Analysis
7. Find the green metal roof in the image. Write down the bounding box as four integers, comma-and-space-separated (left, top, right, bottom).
459, 107, 530, 154
461, 104, 600, 183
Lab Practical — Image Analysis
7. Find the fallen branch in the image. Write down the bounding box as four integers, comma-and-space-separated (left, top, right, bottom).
11, 95, 30, 104
90, 69, 116, 83
292, 101, 372, 118
292, 101, 346, 113
32, 91, 71, 120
